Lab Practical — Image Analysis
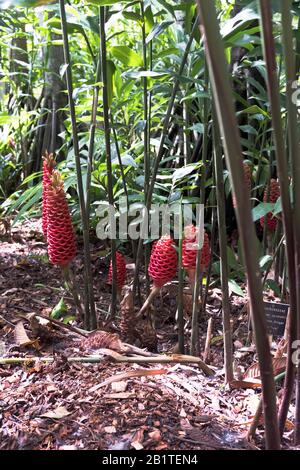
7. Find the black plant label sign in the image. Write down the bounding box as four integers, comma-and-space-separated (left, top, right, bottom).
263, 301, 289, 338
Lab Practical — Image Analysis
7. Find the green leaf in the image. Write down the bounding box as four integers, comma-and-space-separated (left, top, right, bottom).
226, 246, 240, 271
0, 0, 53, 7
172, 163, 201, 182
238, 105, 269, 118
123, 70, 168, 79
63, 315, 76, 324
265, 279, 281, 297
273, 197, 282, 215
146, 20, 174, 44
189, 123, 204, 133
239, 124, 258, 135
110, 46, 143, 67
252, 202, 274, 222
228, 279, 244, 297
259, 255, 273, 270
0, 112, 14, 125
144, 6, 154, 34
107, 60, 116, 107
122, 11, 142, 23
51, 298, 68, 319
87, 0, 132, 5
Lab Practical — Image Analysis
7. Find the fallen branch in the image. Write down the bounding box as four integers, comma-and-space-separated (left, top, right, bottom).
89, 368, 168, 392
0, 349, 214, 376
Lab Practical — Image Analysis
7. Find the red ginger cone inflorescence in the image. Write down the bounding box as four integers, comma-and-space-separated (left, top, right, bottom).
148, 235, 177, 288
232, 163, 252, 209
108, 251, 127, 292
42, 151, 56, 240
260, 179, 280, 232
182, 225, 211, 282
46, 171, 76, 267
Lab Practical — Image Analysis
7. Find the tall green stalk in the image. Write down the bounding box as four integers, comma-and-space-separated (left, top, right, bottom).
99, 6, 117, 316
259, 0, 297, 438
195, 0, 280, 449
133, 16, 199, 295
212, 106, 234, 384
177, 206, 184, 354
190, 57, 209, 356
280, 0, 300, 443
59, 0, 96, 330
141, 0, 150, 296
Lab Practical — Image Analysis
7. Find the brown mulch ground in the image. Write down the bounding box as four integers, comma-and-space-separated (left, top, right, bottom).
0, 219, 297, 450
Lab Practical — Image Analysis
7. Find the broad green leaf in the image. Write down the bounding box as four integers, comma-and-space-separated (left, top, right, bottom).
107, 60, 116, 107
0, 113, 15, 125
265, 279, 281, 297
228, 279, 244, 297
146, 20, 174, 44
51, 298, 68, 319
189, 123, 204, 133
123, 70, 168, 79
110, 46, 143, 67
122, 11, 142, 23
252, 202, 274, 222
172, 163, 201, 182
259, 255, 273, 270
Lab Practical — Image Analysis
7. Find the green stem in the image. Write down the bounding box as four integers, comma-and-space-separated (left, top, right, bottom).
280, 0, 300, 443
133, 16, 199, 295
177, 206, 185, 354
259, 0, 297, 440
213, 105, 234, 384
99, 6, 117, 317
59, 0, 96, 330
141, 0, 150, 296
195, 0, 280, 449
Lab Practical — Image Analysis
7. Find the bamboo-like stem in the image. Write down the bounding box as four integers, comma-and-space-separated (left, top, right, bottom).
201, 198, 216, 314
247, 372, 286, 441
99, 6, 117, 317
59, 0, 96, 330
110, 113, 129, 202
133, 16, 199, 295
213, 106, 234, 384
190, 246, 202, 356
195, 0, 280, 449
259, 0, 297, 440
86, 28, 101, 219
177, 211, 185, 354
203, 317, 213, 364
190, 55, 209, 357
136, 286, 160, 318
280, 0, 300, 443
140, 0, 150, 296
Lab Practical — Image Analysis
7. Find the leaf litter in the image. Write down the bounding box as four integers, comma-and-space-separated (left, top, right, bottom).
0, 220, 297, 450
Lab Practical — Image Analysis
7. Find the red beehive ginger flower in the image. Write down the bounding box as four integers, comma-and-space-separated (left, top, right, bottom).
137, 235, 177, 318
42, 151, 56, 240
148, 235, 177, 288
260, 179, 280, 232
232, 163, 252, 209
182, 225, 211, 282
108, 251, 127, 292
46, 171, 76, 268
